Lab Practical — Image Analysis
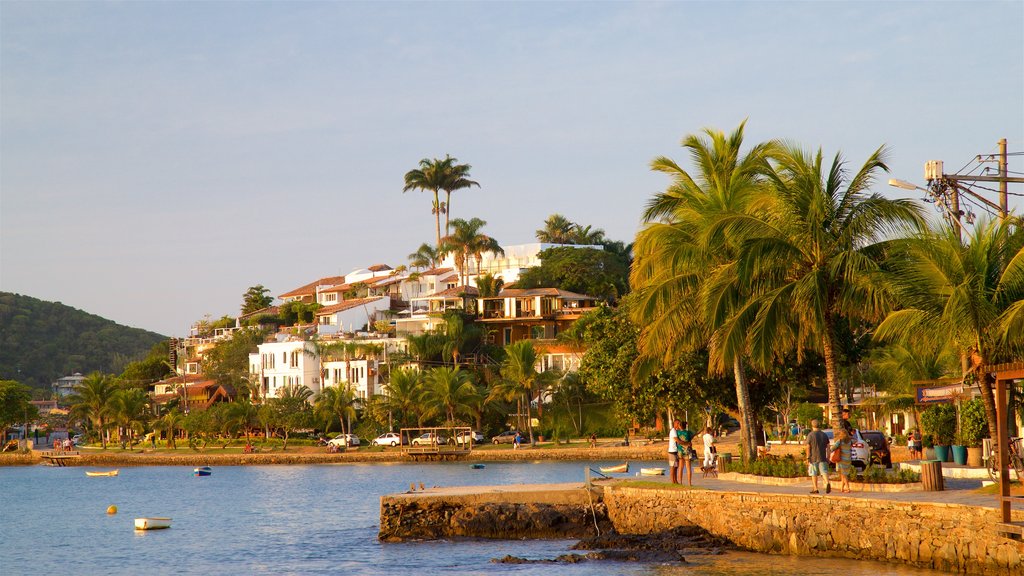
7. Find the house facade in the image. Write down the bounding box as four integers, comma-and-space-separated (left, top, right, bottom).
248, 339, 321, 399
52, 373, 85, 398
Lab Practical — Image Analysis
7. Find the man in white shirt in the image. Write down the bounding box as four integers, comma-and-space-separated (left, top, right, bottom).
667, 420, 680, 484
702, 427, 716, 470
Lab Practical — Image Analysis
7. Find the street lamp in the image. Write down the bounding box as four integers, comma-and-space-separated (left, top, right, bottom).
888, 178, 922, 191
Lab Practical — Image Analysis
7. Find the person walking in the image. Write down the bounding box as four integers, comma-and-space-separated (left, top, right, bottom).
907, 430, 916, 460
806, 419, 831, 494
513, 431, 521, 450
667, 420, 680, 484
701, 426, 716, 471
832, 427, 854, 493
839, 407, 855, 436
678, 420, 695, 486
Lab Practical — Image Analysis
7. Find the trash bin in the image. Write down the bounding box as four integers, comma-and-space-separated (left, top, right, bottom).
717, 453, 733, 474
921, 460, 944, 491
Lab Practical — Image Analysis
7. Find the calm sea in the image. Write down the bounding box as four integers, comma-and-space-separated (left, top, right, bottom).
0, 461, 940, 575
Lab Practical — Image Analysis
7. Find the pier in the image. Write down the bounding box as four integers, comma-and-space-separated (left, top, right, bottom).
39, 450, 81, 467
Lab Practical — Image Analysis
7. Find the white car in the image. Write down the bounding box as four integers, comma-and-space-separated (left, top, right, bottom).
411, 432, 452, 447
824, 429, 871, 471
455, 431, 484, 446
328, 434, 360, 448
372, 432, 403, 447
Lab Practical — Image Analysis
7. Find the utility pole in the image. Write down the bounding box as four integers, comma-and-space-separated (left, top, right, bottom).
999, 137, 1008, 219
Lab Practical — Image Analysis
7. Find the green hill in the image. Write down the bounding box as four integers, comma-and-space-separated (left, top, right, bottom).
0, 292, 167, 394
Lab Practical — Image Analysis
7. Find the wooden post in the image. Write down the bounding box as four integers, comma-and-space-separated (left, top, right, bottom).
921, 460, 944, 491
997, 376, 1011, 523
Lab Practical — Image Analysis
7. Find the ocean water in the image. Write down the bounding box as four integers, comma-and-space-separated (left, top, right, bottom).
0, 461, 939, 575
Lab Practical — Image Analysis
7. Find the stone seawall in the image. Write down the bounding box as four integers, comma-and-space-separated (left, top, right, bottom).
603, 485, 1024, 574
378, 484, 610, 541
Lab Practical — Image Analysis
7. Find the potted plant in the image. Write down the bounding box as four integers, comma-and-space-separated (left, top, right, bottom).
951, 432, 969, 465
922, 434, 935, 460
921, 404, 956, 462
959, 398, 988, 467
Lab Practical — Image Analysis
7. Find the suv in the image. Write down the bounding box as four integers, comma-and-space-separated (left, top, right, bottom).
860, 430, 893, 468
491, 431, 521, 445
372, 432, 403, 447
328, 434, 360, 448
823, 429, 871, 471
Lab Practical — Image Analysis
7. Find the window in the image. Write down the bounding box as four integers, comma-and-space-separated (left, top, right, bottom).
503, 327, 512, 346
531, 326, 545, 339
323, 293, 337, 303
290, 351, 299, 368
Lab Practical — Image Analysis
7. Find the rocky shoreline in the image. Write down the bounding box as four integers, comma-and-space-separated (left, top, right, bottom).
493, 526, 734, 564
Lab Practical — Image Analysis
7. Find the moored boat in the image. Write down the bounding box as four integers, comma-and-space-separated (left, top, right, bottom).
134, 517, 171, 530
470, 463, 485, 469
85, 470, 119, 477
639, 467, 665, 476
194, 466, 212, 477
599, 463, 629, 474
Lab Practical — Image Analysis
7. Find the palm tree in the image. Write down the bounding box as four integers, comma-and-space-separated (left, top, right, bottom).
630, 122, 775, 461
405, 333, 443, 367
381, 368, 425, 427
731, 143, 923, 427
875, 218, 1024, 443
475, 273, 505, 298
438, 157, 479, 236
403, 156, 479, 245
500, 340, 554, 445
571, 224, 606, 245
408, 243, 440, 270
536, 213, 576, 244
110, 388, 150, 449
223, 400, 258, 444
441, 217, 503, 286
314, 385, 358, 435
69, 372, 116, 449
154, 409, 184, 449
422, 367, 477, 424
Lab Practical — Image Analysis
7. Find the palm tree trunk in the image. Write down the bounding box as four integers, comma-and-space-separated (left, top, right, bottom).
445, 191, 452, 236
525, 391, 535, 445
821, 320, 842, 429
979, 372, 1000, 448
433, 190, 442, 246
732, 356, 757, 462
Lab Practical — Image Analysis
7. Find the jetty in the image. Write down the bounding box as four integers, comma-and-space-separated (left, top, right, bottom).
380, 474, 1024, 573
40, 450, 81, 467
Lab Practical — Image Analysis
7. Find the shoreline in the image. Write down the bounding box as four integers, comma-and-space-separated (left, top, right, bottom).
1, 444, 670, 467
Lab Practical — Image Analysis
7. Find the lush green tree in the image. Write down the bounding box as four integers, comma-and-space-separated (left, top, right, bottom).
516, 247, 628, 301
153, 409, 184, 449
223, 400, 258, 443
629, 123, 774, 461
408, 243, 440, 270
405, 333, 444, 367
204, 328, 268, 395
315, 385, 359, 435
267, 385, 313, 450
404, 155, 479, 246
440, 218, 503, 287
0, 380, 36, 444
500, 341, 556, 444
118, 341, 174, 389
536, 214, 577, 244
379, 368, 425, 427
475, 273, 505, 298
423, 367, 477, 424
69, 372, 117, 449
110, 388, 150, 449
733, 142, 923, 428
570, 224, 606, 245
242, 285, 274, 315
875, 218, 1024, 443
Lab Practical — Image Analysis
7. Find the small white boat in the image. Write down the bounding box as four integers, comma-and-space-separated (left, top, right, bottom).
134, 517, 172, 530
640, 467, 665, 476
86, 470, 119, 477
599, 463, 629, 474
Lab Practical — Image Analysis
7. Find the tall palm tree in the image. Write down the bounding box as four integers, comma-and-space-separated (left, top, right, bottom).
438, 157, 479, 236
110, 388, 150, 449
69, 372, 116, 449
441, 217, 503, 286
500, 340, 554, 445
475, 273, 505, 298
571, 224, 606, 245
154, 409, 184, 449
403, 156, 479, 245
224, 400, 258, 444
536, 213, 576, 244
731, 143, 923, 427
422, 367, 477, 424
630, 122, 775, 461
314, 385, 359, 435
875, 218, 1024, 442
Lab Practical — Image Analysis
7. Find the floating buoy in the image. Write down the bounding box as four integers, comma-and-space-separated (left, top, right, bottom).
470, 463, 485, 469
107, 505, 118, 515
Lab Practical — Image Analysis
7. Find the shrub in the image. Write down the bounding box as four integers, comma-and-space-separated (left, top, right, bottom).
859, 466, 920, 484
920, 404, 956, 445
959, 398, 988, 447
725, 455, 806, 478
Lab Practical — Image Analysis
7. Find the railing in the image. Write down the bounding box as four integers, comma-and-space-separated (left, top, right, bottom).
401, 426, 474, 458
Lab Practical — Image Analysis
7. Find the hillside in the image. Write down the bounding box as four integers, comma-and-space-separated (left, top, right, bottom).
0, 292, 166, 393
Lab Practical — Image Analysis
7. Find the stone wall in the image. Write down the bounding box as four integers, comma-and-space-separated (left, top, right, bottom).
603, 485, 1024, 574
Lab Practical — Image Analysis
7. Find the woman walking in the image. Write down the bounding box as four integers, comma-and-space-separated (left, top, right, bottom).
831, 428, 854, 493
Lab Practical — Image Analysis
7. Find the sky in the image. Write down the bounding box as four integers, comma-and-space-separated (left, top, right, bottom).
2, 1, 1022, 337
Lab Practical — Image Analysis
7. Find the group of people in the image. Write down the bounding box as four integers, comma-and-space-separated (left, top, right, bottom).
805, 407, 856, 494
51, 437, 74, 453
906, 429, 923, 459
666, 419, 717, 485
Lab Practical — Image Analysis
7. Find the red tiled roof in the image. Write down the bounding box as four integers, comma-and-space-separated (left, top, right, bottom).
239, 305, 279, 320
416, 267, 454, 277
484, 288, 594, 300
279, 276, 347, 298
368, 264, 392, 272
154, 374, 210, 386
317, 283, 354, 295
316, 296, 386, 316
417, 285, 479, 300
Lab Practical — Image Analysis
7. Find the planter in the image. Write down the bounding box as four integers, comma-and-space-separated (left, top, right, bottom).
933, 445, 950, 462
967, 446, 983, 467
924, 447, 936, 460
951, 445, 968, 465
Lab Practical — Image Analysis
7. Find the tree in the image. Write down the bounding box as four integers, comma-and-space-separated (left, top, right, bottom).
223, 400, 258, 444
0, 380, 36, 444
875, 218, 1024, 443
153, 409, 184, 449
439, 217, 503, 287
69, 372, 116, 449
110, 388, 150, 449
475, 273, 505, 298
422, 367, 477, 424
516, 247, 629, 302
734, 143, 923, 427
536, 214, 576, 244
267, 385, 313, 450
242, 285, 274, 315
380, 368, 425, 427
570, 224, 606, 245
315, 385, 359, 435
403, 155, 479, 246
500, 341, 554, 445
408, 243, 440, 270
630, 122, 775, 461
204, 328, 268, 393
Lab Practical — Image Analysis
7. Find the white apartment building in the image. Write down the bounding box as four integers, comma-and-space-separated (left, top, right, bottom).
439, 243, 602, 284
322, 358, 380, 400
52, 373, 85, 398
315, 296, 391, 336
248, 339, 321, 399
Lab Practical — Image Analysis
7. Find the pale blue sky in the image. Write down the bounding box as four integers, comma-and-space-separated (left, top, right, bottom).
2, 1, 1022, 336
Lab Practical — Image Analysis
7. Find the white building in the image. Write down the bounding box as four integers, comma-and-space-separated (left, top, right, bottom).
315, 296, 391, 336
440, 243, 602, 284
52, 373, 85, 398
248, 339, 321, 399
322, 358, 380, 400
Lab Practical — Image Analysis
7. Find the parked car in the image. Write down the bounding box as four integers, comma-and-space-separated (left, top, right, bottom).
860, 430, 893, 468
411, 432, 452, 446
455, 431, 484, 446
372, 432, 403, 447
823, 429, 871, 471
71, 434, 82, 445
328, 434, 360, 448
491, 430, 521, 445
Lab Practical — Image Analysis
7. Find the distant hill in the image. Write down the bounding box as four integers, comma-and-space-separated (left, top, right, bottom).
0, 292, 167, 394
